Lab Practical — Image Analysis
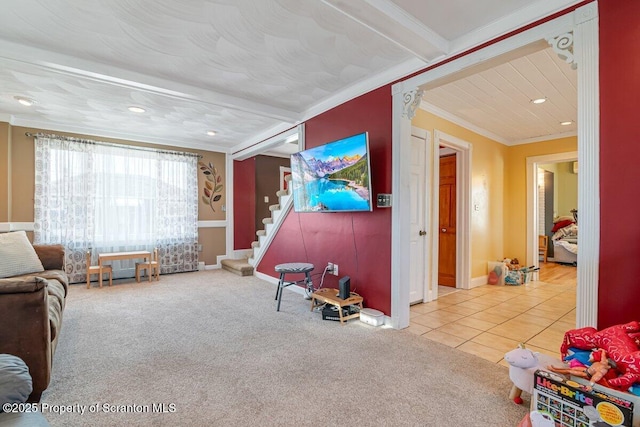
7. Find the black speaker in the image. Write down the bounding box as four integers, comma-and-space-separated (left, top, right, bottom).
338, 276, 350, 300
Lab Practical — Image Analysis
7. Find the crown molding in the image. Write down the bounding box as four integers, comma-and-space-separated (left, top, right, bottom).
419, 101, 510, 145
449, 0, 585, 55
511, 130, 578, 145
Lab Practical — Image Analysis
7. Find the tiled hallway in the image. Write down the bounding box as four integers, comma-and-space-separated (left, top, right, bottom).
406, 263, 577, 367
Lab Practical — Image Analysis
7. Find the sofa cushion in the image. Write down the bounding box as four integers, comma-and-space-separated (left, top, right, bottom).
0, 354, 32, 408
0, 232, 44, 279
31, 245, 64, 271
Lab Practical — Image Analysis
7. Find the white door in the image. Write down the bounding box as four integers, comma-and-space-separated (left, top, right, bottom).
409, 131, 428, 304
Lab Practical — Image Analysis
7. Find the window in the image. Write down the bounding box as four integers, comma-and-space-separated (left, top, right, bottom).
34, 135, 199, 282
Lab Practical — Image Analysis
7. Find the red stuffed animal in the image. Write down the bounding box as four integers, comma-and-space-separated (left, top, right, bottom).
560, 321, 640, 390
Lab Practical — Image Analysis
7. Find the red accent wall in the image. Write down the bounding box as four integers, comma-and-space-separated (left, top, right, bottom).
598, 0, 640, 328
258, 86, 393, 314
234, 158, 256, 250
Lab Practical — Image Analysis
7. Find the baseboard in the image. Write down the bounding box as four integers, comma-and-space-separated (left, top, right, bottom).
254, 271, 306, 296
470, 275, 488, 288
205, 264, 220, 270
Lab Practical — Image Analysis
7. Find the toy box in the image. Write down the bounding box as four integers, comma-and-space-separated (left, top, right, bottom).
533, 370, 635, 427
487, 261, 508, 285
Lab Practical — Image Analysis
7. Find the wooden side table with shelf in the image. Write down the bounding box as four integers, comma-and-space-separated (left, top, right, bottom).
310, 288, 363, 324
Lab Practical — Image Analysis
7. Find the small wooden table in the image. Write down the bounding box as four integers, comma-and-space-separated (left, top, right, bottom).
98, 251, 151, 288
310, 288, 363, 324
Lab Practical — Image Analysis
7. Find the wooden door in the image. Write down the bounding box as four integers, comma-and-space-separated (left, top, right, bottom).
438, 154, 456, 287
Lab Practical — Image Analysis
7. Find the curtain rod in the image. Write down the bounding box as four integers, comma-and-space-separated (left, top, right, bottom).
25, 132, 203, 159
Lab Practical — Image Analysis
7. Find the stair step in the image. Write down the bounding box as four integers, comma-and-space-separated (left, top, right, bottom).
276, 190, 288, 197
251, 241, 260, 249
262, 218, 273, 225
269, 204, 280, 212
256, 230, 266, 237
221, 258, 254, 276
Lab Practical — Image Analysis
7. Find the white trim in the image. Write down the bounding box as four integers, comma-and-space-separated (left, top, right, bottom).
225, 153, 234, 264
470, 276, 488, 289
0, 222, 35, 232
420, 102, 509, 145
573, 2, 599, 328
233, 124, 303, 161
449, 0, 584, 55
197, 220, 227, 228
391, 5, 599, 329
526, 151, 578, 269
279, 166, 291, 193
205, 264, 220, 270
254, 270, 307, 297
512, 131, 578, 145
432, 131, 472, 293
249, 194, 293, 267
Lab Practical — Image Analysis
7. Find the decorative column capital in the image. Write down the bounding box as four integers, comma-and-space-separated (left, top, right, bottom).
402, 89, 424, 120
547, 32, 577, 70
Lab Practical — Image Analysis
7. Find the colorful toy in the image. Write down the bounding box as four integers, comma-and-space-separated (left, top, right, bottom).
504, 344, 563, 404
547, 349, 615, 388
560, 321, 640, 390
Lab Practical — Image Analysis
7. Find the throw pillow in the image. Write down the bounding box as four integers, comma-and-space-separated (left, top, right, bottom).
0, 354, 33, 409
0, 231, 44, 279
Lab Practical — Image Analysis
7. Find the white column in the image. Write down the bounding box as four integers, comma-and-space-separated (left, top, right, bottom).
574, 3, 599, 328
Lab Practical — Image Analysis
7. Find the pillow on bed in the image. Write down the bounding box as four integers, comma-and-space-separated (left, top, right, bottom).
551, 219, 574, 232
0, 231, 45, 279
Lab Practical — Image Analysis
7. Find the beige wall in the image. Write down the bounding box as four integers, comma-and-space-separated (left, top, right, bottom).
0, 122, 8, 222
0, 123, 227, 265
504, 137, 578, 261
412, 110, 508, 278
412, 111, 578, 279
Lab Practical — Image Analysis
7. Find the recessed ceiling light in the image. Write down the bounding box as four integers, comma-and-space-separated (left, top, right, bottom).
531, 97, 547, 104
14, 96, 36, 106
128, 106, 146, 113
206, 130, 216, 136
560, 120, 574, 126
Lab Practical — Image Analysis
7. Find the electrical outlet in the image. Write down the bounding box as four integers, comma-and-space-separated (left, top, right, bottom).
327, 262, 333, 272
332, 263, 339, 276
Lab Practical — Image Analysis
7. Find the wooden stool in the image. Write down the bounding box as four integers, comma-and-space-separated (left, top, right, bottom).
86, 251, 112, 289
135, 248, 160, 282
274, 262, 314, 311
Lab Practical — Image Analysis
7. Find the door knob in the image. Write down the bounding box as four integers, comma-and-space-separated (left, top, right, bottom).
419, 230, 426, 236
441, 228, 447, 232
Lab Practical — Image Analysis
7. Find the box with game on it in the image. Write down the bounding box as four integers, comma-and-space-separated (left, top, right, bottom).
533, 369, 635, 427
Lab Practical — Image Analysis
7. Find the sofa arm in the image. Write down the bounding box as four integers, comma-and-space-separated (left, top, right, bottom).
0, 277, 46, 295
0, 277, 51, 402
31, 245, 64, 271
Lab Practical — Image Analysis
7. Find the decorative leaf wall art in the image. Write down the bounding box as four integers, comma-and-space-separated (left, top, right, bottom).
199, 161, 223, 212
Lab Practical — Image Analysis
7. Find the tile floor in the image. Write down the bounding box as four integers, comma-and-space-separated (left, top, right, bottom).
405, 263, 577, 367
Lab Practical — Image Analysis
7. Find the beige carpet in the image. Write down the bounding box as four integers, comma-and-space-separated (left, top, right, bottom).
42, 270, 527, 426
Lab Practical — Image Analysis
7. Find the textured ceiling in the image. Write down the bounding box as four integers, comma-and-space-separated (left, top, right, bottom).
0, 0, 582, 152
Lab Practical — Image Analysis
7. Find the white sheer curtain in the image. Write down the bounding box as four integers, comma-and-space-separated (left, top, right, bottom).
34, 136, 199, 283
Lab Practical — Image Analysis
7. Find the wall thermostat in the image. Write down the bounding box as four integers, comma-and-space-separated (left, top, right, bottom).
377, 194, 392, 208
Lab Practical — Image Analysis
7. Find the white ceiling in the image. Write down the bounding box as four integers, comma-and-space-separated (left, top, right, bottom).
0, 0, 582, 153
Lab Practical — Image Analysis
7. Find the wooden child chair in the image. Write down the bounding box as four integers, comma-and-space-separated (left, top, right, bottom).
86, 251, 112, 289
135, 248, 160, 282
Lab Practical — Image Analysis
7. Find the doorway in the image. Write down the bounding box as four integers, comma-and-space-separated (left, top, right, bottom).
438, 152, 457, 287
391, 3, 600, 330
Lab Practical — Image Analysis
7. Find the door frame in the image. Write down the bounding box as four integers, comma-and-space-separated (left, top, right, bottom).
431, 131, 472, 296
409, 126, 431, 304
526, 151, 578, 269
390, 3, 599, 329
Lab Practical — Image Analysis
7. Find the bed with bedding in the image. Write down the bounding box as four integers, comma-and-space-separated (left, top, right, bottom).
550, 211, 578, 265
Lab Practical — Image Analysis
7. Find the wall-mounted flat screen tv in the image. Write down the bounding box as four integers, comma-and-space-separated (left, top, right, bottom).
290, 132, 373, 212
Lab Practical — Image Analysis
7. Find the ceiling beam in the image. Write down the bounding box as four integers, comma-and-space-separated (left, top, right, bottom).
0, 40, 300, 124
320, 0, 449, 63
